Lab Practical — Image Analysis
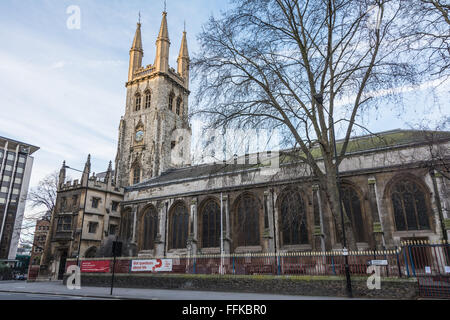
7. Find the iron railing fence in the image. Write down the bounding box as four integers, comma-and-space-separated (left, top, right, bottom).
64, 240, 449, 280
401, 240, 450, 298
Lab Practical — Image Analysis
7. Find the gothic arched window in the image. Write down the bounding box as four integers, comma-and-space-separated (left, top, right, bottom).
341, 185, 367, 242
135, 93, 141, 111
142, 206, 158, 250
176, 97, 182, 115
144, 91, 151, 109
169, 202, 189, 249
120, 210, 133, 242
168, 92, 175, 111
201, 199, 221, 248
280, 190, 308, 246
84, 246, 97, 258
133, 166, 141, 185
235, 194, 260, 247
391, 178, 430, 231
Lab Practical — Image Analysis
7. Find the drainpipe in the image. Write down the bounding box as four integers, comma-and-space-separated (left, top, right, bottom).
271, 188, 277, 255
164, 201, 168, 257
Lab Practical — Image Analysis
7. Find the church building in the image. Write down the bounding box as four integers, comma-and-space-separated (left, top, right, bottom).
114, 12, 450, 258
41, 11, 450, 277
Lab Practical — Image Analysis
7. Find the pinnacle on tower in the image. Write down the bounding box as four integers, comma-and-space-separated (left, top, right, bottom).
82, 154, 91, 186
58, 160, 66, 190
154, 11, 170, 73
105, 160, 113, 184
128, 21, 144, 82
177, 29, 190, 88
131, 22, 143, 51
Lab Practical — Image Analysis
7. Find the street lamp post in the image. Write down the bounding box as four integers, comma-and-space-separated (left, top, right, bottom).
64, 164, 90, 268
313, 93, 353, 298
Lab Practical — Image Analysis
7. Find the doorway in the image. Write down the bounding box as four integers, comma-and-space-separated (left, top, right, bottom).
57, 250, 68, 280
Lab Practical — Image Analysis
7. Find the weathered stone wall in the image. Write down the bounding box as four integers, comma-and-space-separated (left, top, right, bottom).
116, 69, 191, 187
122, 139, 449, 255
65, 273, 418, 299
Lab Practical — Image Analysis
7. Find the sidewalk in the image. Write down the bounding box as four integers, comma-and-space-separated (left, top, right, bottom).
0, 280, 357, 300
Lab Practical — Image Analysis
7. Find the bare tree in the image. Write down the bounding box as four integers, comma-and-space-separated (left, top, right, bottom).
403, 0, 450, 78
18, 171, 59, 250
192, 0, 421, 249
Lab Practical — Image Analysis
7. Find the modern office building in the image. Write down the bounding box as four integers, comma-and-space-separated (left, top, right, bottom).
0, 136, 39, 264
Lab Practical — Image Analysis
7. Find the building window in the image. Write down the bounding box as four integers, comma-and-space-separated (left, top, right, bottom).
111, 201, 119, 212
72, 195, 78, 208
133, 166, 141, 185
135, 93, 141, 111
109, 224, 118, 235
280, 190, 308, 246
142, 206, 158, 250
169, 202, 189, 249
391, 178, 430, 231
85, 246, 97, 258
235, 194, 260, 247
61, 197, 67, 210
91, 197, 100, 209
120, 210, 133, 241
88, 222, 98, 233
341, 185, 366, 242
18, 156, 26, 163
145, 91, 151, 109
57, 216, 72, 231
201, 199, 221, 248
176, 97, 182, 115
168, 91, 175, 111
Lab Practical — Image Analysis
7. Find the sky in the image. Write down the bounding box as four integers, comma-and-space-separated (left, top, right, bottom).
0, 1, 448, 239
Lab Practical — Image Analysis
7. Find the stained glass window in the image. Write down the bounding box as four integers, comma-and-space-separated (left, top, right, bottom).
201, 200, 221, 248
235, 194, 260, 247
169, 202, 189, 249
391, 179, 430, 231
142, 206, 158, 250
280, 190, 308, 245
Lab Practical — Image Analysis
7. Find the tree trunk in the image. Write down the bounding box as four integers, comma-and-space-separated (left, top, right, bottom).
321, 166, 357, 251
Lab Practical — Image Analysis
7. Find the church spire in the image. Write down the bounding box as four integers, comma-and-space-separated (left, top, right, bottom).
81, 154, 91, 186
128, 21, 144, 82
154, 11, 170, 73
177, 29, 190, 88
58, 161, 66, 191
105, 160, 113, 185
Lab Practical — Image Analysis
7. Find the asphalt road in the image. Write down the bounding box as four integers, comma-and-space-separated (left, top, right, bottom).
0, 291, 108, 300
0, 280, 359, 300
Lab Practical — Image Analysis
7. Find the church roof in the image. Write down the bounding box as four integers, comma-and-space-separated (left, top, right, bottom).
127, 129, 450, 191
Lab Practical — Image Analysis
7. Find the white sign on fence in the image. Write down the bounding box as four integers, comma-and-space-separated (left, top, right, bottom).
131, 259, 173, 272
445, 266, 450, 274
369, 260, 388, 266
425, 266, 431, 274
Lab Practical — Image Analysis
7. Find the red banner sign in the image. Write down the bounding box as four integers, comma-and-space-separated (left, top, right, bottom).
81, 260, 110, 273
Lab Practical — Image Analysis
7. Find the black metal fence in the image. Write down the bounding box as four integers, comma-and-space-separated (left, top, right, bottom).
66, 240, 450, 298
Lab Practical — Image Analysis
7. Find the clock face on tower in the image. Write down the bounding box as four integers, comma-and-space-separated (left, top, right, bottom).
135, 130, 144, 142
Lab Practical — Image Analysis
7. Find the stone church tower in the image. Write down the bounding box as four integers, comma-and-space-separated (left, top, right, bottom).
115, 12, 191, 187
